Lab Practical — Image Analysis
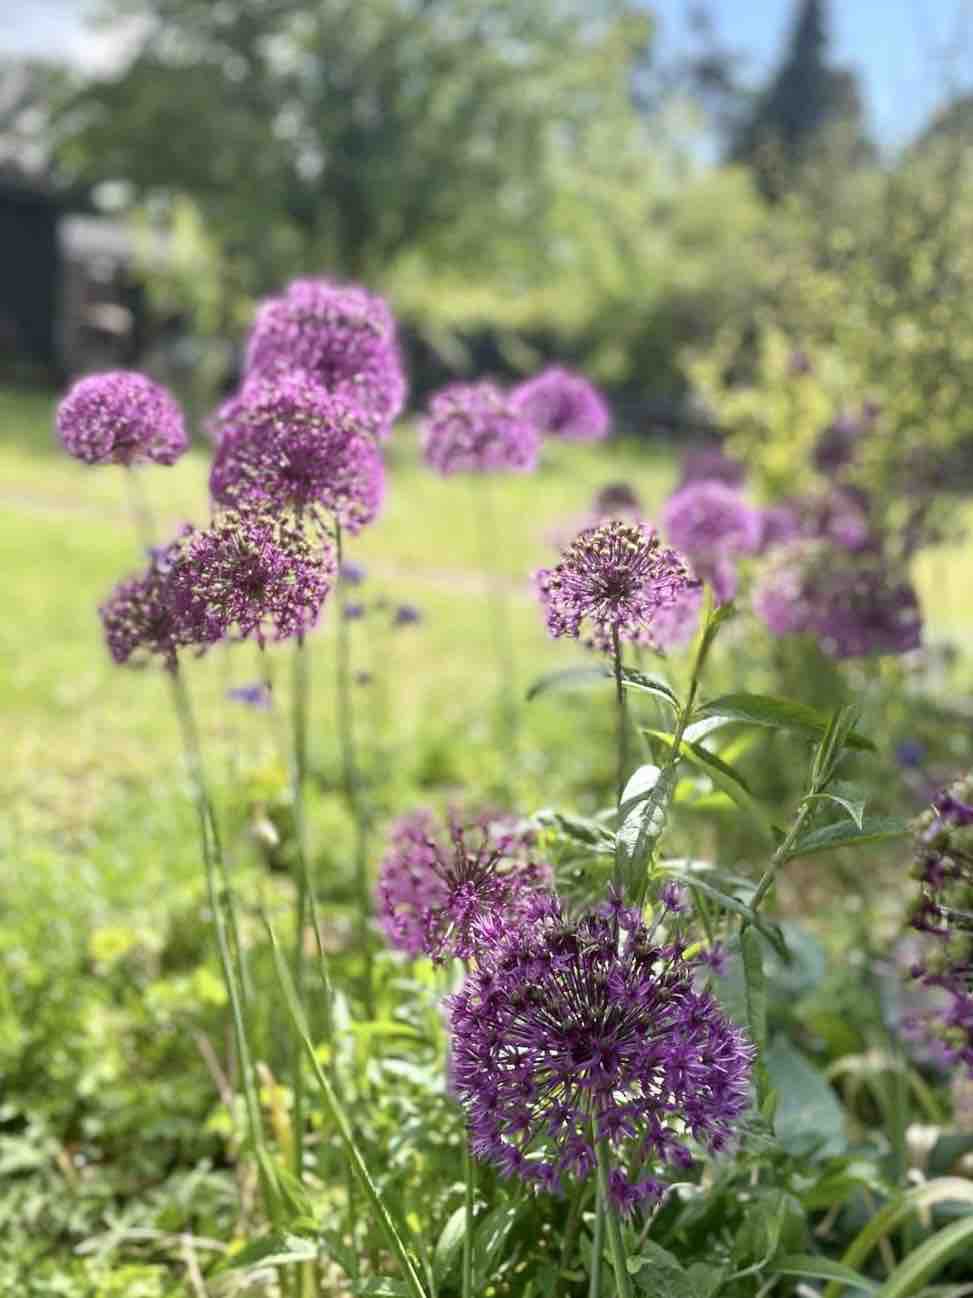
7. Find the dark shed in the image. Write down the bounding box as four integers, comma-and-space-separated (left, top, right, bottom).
0, 175, 61, 370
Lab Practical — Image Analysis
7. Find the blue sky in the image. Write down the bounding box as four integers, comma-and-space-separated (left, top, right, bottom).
4, 0, 972, 148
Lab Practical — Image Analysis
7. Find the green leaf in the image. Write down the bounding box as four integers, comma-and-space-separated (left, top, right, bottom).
741, 927, 770, 1105
812, 703, 865, 786
693, 692, 875, 750
474, 1205, 520, 1286
929, 1132, 973, 1178
432, 1206, 467, 1285
773, 1254, 877, 1291
616, 763, 676, 881
629, 1242, 723, 1297
784, 816, 910, 860
619, 764, 664, 820
660, 870, 788, 959
644, 729, 776, 841
764, 1036, 847, 1159
824, 1179, 973, 1298
534, 809, 616, 855
220, 1232, 318, 1272
617, 667, 679, 708
526, 666, 608, 701
806, 791, 867, 830
875, 1217, 973, 1297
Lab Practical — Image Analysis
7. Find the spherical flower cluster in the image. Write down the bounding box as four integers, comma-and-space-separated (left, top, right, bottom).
663, 482, 761, 606
753, 543, 921, 659
245, 278, 406, 435
535, 520, 696, 654
421, 381, 540, 476
99, 533, 194, 670
906, 777, 973, 1077
648, 583, 704, 650
57, 370, 187, 466
210, 372, 384, 533
172, 511, 334, 647
511, 366, 610, 442
375, 809, 552, 962
448, 892, 753, 1213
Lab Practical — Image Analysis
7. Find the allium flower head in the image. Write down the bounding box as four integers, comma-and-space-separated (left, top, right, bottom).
57, 370, 187, 466
757, 503, 802, 553
172, 510, 334, 647
421, 381, 540, 475
99, 532, 193, 670
536, 521, 696, 653
376, 809, 552, 962
245, 277, 406, 436
448, 892, 753, 1212
906, 775, 973, 1078
753, 542, 922, 658
663, 481, 761, 559
511, 366, 610, 442
210, 372, 384, 533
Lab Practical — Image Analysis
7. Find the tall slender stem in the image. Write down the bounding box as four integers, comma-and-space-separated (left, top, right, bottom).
334, 520, 374, 1017
291, 630, 310, 1184
462, 1143, 475, 1298
556, 1186, 587, 1298
125, 465, 157, 554
588, 1190, 604, 1298
167, 663, 273, 1214
470, 477, 518, 752
611, 625, 628, 810
593, 1131, 634, 1298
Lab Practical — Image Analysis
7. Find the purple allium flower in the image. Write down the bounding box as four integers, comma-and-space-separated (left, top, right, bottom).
678, 447, 747, 490
511, 366, 611, 442
535, 521, 696, 654
245, 278, 406, 436
393, 603, 422, 627
788, 349, 813, 377
647, 583, 704, 651
421, 381, 540, 476
343, 602, 366, 621
375, 809, 552, 962
209, 372, 384, 533
447, 894, 753, 1213
172, 510, 334, 648
753, 542, 922, 659
340, 560, 367, 586
227, 682, 273, 710
808, 488, 872, 552
57, 370, 187, 466
663, 482, 761, 559
906, 776, 973, 1078
757, 503, 802, 553
99, 532, 193, 670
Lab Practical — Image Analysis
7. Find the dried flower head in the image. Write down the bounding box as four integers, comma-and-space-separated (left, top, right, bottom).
210, 372, 384, 532
906, 776, 973, 1078
57, 370, 187, 466
99, 532, 193, 670
535, 520, 696, 653
245, 277, 406, 436
512, 366, 610, 441
172, 510, 334, 647
376, 809, 552, 962
421, 381, 540, 475
448, 892, 753, 1213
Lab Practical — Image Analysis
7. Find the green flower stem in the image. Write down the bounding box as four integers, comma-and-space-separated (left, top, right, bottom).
167, 663, 274, 1216
470, 476, 518, 754
611, 625, 628, 812
124, 464, 157, 553
556, 1185, 587, 1297
748, 798, 814, 916
334, 520, 374, 1018
593, 1130, 634, 1298
588, 1187, 605, 1298
291, 630, 311, 1183
463, 1143, 475, 1298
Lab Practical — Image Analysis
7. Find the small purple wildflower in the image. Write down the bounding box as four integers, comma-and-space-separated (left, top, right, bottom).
343, 602, 366, 621
813, 410, 865, 475
906, 776, 973, 1078
209, 372, 384, 533
788, 349, 813, 376
99, 532, 193, 670
757, 503, 802, 553
340, 561, 367, 586
421, 381, 540, 476
896, 740, 926, 770
393, 603, 422, 628
447, 893, 753, 1213
172, 510, 334, 648
245, 277, 406, 436
535, 520, 696, 654
375, 809, 552, 962
227, 682, 273, 710
678, 447, 747, 490
511, 366, 611, 442
57, 370, 187, 466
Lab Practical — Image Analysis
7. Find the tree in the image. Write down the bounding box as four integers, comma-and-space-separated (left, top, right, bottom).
57, 0, 651, 291
728, 0, 870, 200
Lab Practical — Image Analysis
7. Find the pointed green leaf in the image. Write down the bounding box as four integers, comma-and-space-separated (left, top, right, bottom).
773, 1255, 876, 1291
764, 1036, 847, 1158
875, 1217, 973, 1296
644, 729, 776, 841
617, 667, 679, 708
784, 816, 910, 860
805, 792, 867, 830
433, 1206, 468, 1284
693, 693, 875, 750
526, 666, 609, 701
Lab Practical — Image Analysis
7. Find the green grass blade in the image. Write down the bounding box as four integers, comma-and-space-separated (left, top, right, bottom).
875, 1218, 973, 1297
